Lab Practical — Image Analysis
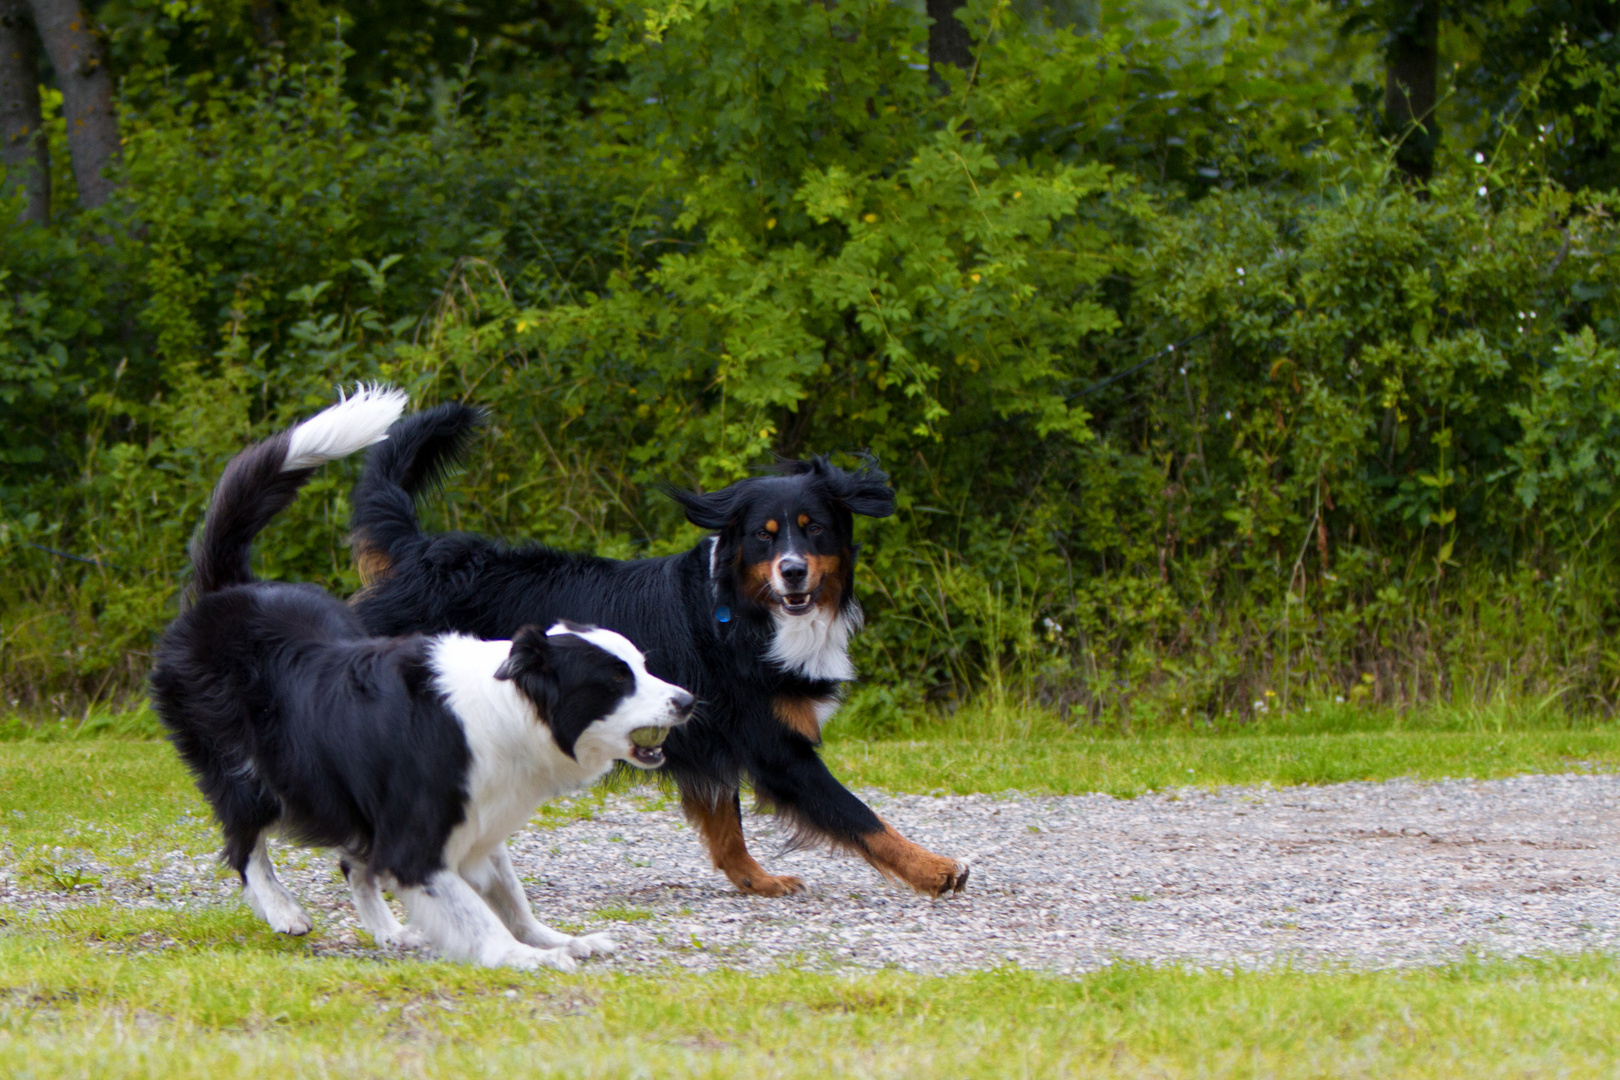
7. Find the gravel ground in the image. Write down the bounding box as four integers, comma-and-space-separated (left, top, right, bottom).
4, 772, 1620, 974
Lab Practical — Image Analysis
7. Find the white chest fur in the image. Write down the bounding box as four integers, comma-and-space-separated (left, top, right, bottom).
766, 605, 860, 683
428, 635, 612, 868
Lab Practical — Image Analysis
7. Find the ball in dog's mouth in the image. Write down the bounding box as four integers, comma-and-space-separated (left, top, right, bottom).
628, 726, 669, 768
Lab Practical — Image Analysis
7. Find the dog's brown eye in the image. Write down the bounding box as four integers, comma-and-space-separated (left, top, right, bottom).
615, 671, 631, 683
756, 529, 773, 541
806, 523, 823, 535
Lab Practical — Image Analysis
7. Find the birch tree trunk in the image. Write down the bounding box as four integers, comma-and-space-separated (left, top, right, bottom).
27, 0, 116, 208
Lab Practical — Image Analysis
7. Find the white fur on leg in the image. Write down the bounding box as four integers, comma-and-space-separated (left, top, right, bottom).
242, 836, 312, 936
343, 858, 425, 949
462, 844, 617, 959
398, 869, 578, 971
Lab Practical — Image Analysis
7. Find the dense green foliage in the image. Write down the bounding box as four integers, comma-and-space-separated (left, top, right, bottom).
1, 0, 1617, 728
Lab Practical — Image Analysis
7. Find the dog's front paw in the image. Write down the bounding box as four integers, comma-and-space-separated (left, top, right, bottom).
567, 933, 618, 958
274, 909, 315, 936
378, 926, 429, 950
492, 944, 578, 972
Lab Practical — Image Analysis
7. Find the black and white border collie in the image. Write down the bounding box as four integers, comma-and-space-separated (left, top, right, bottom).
348, 404, 969, 898
148, 389, 694, 970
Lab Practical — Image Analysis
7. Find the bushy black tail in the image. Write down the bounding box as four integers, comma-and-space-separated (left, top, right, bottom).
348, 402, 485, 581
191, 388, 407, 596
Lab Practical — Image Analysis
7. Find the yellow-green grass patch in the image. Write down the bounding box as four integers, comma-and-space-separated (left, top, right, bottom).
1, 933, 1619, 1078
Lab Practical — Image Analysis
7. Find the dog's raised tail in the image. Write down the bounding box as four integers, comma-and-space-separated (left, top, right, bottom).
349, 402, 485, 583
191, 386, 408, 596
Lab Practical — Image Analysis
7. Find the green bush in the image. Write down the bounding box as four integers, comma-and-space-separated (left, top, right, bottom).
1, 0, 1618, 731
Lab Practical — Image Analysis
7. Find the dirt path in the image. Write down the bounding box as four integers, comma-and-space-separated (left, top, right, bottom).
5, 773, 1618, 974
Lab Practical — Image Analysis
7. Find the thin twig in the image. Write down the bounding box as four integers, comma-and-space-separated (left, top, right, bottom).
1067, 328, 1211, 402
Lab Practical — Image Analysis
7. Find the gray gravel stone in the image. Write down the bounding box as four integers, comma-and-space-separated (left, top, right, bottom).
5, 772, 1619, 974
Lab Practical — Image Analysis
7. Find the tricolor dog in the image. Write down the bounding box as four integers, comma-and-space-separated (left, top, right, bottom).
348, 404, 968, 898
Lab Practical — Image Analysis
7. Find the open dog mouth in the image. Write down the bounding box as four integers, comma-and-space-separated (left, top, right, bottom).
775, 588, 818, 615
627, 726, 669, 768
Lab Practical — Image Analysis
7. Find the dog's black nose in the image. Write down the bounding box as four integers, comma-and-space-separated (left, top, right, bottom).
778, 555, 808, 586
671, 689, 696, 717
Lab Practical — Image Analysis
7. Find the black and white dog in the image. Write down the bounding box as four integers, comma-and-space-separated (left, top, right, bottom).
149, 388, 693, 970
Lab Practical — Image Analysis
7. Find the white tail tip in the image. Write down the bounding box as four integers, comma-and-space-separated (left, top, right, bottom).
282, 385, 409, 472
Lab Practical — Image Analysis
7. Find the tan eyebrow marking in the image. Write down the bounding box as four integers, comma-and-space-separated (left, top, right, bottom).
798, 513, 810, 528
765, 520, 778, 534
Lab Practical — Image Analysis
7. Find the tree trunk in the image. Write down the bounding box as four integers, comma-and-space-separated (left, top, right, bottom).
249, 0, 281, 48
1384, 0, 1439, 186
926, 0, 972, 91
0, 0, 48, 222
27, 0, 116, 208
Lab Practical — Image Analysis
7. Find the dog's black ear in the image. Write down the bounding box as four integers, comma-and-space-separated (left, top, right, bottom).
494, 625, 560, 721
768, 457, 816, 477
493, 624, 549, 681
663, 483, 747, 531
815, 454, 896, 519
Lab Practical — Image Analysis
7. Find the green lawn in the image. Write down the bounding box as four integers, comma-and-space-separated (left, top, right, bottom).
2, 929, 1620, 1078
3, 718, 1620, 1077
826, 728, 1620, 794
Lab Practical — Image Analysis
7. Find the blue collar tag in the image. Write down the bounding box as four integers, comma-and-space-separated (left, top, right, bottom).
715, 605, 731, 623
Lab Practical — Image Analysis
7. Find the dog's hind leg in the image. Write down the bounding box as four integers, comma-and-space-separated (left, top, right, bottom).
848, 816, 971, 896
681, 789, 805, 897
397, 868, 578, 971
747, 738, 969, 897
461, 843, 616, 959
340, 855, 424, 949
240, 834, 314, 936
218, 787, 314, 935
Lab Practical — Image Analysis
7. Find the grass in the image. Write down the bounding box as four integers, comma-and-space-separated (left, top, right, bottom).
3, 703, 1620, 1075
825, 727, 1620, 795
2, 922, 1620, 1077
813, 696, 1620, 794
